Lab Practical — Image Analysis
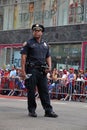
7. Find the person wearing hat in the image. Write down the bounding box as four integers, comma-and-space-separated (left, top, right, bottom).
64, 67, 76, 101
20, 24, 58, 118
67, 68, 76, 84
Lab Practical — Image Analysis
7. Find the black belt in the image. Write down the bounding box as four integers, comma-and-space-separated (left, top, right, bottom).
28, 62, 46, 68
28, 64, 47, 75
29, 64, 41, 69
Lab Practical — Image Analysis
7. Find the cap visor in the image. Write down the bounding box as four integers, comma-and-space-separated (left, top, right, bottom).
33, 27, 42, 31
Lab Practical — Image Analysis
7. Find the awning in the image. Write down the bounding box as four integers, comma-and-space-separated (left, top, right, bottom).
0, 43, 22, 48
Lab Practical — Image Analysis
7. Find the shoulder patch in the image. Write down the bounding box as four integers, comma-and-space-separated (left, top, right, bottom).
23, 41, 27, 47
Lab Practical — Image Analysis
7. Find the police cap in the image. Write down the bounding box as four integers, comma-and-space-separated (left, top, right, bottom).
32, 24, 44, 32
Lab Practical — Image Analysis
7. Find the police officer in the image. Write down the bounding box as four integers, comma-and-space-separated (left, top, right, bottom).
20, 24, 58, 118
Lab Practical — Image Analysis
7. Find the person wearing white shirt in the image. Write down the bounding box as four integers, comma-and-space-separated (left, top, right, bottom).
9, 65, 16, 78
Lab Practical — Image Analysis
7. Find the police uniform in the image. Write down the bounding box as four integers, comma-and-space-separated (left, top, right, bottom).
20, 24, 58, 118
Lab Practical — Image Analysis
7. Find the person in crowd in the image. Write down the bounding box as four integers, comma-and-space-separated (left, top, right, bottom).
47, 71, 52, 83
84, 69, 87, 79
67, 68, 76, 85
20, 23, 58, 118
0, 69, 2, 85
83, 69, 87, 94
9, 65, 16, 78
52, 68, 59, 82
60, 69, 68, 93
48, 68, 60, 97
61, 69, 68, 82
64, 68, 76, 101
15, 67, 26, 90
4, 69, 10, 78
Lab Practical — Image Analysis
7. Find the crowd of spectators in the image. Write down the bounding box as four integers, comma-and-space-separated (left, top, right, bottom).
0, 65, 87, 100
0, 65, 25, 96
47, 67, 87, 100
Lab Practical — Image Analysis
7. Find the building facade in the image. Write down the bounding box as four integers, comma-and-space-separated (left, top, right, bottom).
0, 0, 87, 70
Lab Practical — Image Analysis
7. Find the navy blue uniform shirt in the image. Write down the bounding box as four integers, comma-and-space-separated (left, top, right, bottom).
20, 37, 51, 65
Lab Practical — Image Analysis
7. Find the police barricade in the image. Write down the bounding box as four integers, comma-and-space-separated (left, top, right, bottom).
0, 77, 27, 96
0, 77, 11, 95
9, 77, 27, 96
48, 79, 87, 102
72, 80, 87, 102
48, 79, 67, 99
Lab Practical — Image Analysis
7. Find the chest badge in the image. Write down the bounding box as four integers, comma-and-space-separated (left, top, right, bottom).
44, 42, 47, 47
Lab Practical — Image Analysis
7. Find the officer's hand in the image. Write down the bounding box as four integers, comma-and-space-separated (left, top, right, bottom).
20, 70, 26, 80
45, 67, 51, 74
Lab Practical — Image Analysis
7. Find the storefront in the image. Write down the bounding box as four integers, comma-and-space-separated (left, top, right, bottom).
0, 44, 22, 68
0, 41, 87, 70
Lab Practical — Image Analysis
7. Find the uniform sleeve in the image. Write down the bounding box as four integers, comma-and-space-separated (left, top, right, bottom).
20, 42, 28, 55
46, 45, 51, 58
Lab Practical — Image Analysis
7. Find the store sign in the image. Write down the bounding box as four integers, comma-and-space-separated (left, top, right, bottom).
19, 10, 53, 22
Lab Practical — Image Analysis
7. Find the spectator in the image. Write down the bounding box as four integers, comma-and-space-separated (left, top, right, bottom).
9, 65, 16, 78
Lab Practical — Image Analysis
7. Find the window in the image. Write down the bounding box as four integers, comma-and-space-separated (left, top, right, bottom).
50, 43, 81, 70
0, 45, 22, 68
58, 0, 69, 26
68, 0, 84, 24
3, 5, 14, 30
0, 7, 3, 30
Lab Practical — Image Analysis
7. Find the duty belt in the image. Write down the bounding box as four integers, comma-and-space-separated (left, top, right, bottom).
28, 63, 48, 71
28, 62, 47, 68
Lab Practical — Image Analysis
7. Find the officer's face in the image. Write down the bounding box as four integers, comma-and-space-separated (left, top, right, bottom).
33, 30, 43, 38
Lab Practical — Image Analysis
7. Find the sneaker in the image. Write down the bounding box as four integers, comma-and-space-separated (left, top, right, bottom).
29, 112, 37, 117
44, 111, 58, 118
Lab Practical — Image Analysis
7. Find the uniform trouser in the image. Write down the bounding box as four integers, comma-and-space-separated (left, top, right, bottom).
25, 68, 53, 113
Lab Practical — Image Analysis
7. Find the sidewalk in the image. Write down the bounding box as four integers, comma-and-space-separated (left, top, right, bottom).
0, 94, 27, 100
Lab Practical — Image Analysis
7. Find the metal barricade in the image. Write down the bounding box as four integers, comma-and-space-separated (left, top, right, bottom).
48, 79, 67, 99
9, 77, 27, 96
0, 77, 27, 96
48, 79, 87, 102
0, 77, 12, 95
72, 80, 87, 102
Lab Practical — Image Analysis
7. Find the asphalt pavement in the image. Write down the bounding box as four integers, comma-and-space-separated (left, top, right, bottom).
0, 95, 87, 130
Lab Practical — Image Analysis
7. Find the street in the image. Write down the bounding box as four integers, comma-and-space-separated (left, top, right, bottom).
0, 95, 87, 130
